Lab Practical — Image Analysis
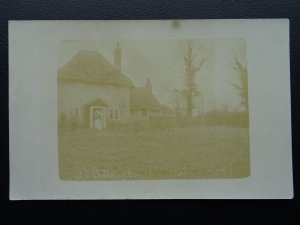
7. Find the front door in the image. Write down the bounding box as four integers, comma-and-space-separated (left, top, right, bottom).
91, 107, 106, 130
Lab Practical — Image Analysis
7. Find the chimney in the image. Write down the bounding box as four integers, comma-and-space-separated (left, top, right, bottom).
146, 78, 152, 94
114, 42, 122, 71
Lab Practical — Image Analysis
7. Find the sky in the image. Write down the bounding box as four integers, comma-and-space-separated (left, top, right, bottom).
58, 39, 247, 112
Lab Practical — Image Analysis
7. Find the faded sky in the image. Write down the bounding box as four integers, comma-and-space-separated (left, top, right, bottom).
58, 39, 246, 112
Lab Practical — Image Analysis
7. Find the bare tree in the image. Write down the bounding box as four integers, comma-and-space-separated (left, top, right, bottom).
170, 89, 185, 117
183, 44, 206, 118
231, 57, 248, 112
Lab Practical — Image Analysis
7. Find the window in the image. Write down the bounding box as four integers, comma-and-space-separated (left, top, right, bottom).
109, 109, 114, 120
114, 109, 119, 120
109, 108, 119, 120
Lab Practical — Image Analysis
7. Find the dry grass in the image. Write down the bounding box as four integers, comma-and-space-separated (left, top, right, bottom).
59, 126, 250, 180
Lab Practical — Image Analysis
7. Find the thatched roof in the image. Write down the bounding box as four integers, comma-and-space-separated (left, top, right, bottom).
130, 87, 161, 111
58, 50, 134, 87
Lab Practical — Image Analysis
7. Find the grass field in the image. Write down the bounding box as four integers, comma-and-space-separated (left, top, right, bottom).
58, 126, 250, 180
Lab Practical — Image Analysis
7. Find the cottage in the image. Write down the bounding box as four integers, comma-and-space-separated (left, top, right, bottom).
58, 44, 134, 130
58, 44, 174, 130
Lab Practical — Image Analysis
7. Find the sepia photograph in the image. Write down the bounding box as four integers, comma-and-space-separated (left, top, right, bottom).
57, 39, 250, 180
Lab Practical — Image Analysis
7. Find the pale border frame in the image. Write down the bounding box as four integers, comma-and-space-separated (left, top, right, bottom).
9, 19, 293, 199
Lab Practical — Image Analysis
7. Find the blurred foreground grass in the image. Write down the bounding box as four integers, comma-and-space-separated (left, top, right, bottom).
59, 126, 250, 180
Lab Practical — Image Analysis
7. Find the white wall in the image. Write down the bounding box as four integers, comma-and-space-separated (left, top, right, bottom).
58, 81, 131, 123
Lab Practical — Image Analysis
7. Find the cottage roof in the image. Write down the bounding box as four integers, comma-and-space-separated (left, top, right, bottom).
58, 50, 134, 87
130, 87, 161, 110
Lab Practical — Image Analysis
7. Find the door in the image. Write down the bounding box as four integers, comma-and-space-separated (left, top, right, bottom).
93, 108, 105, 130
